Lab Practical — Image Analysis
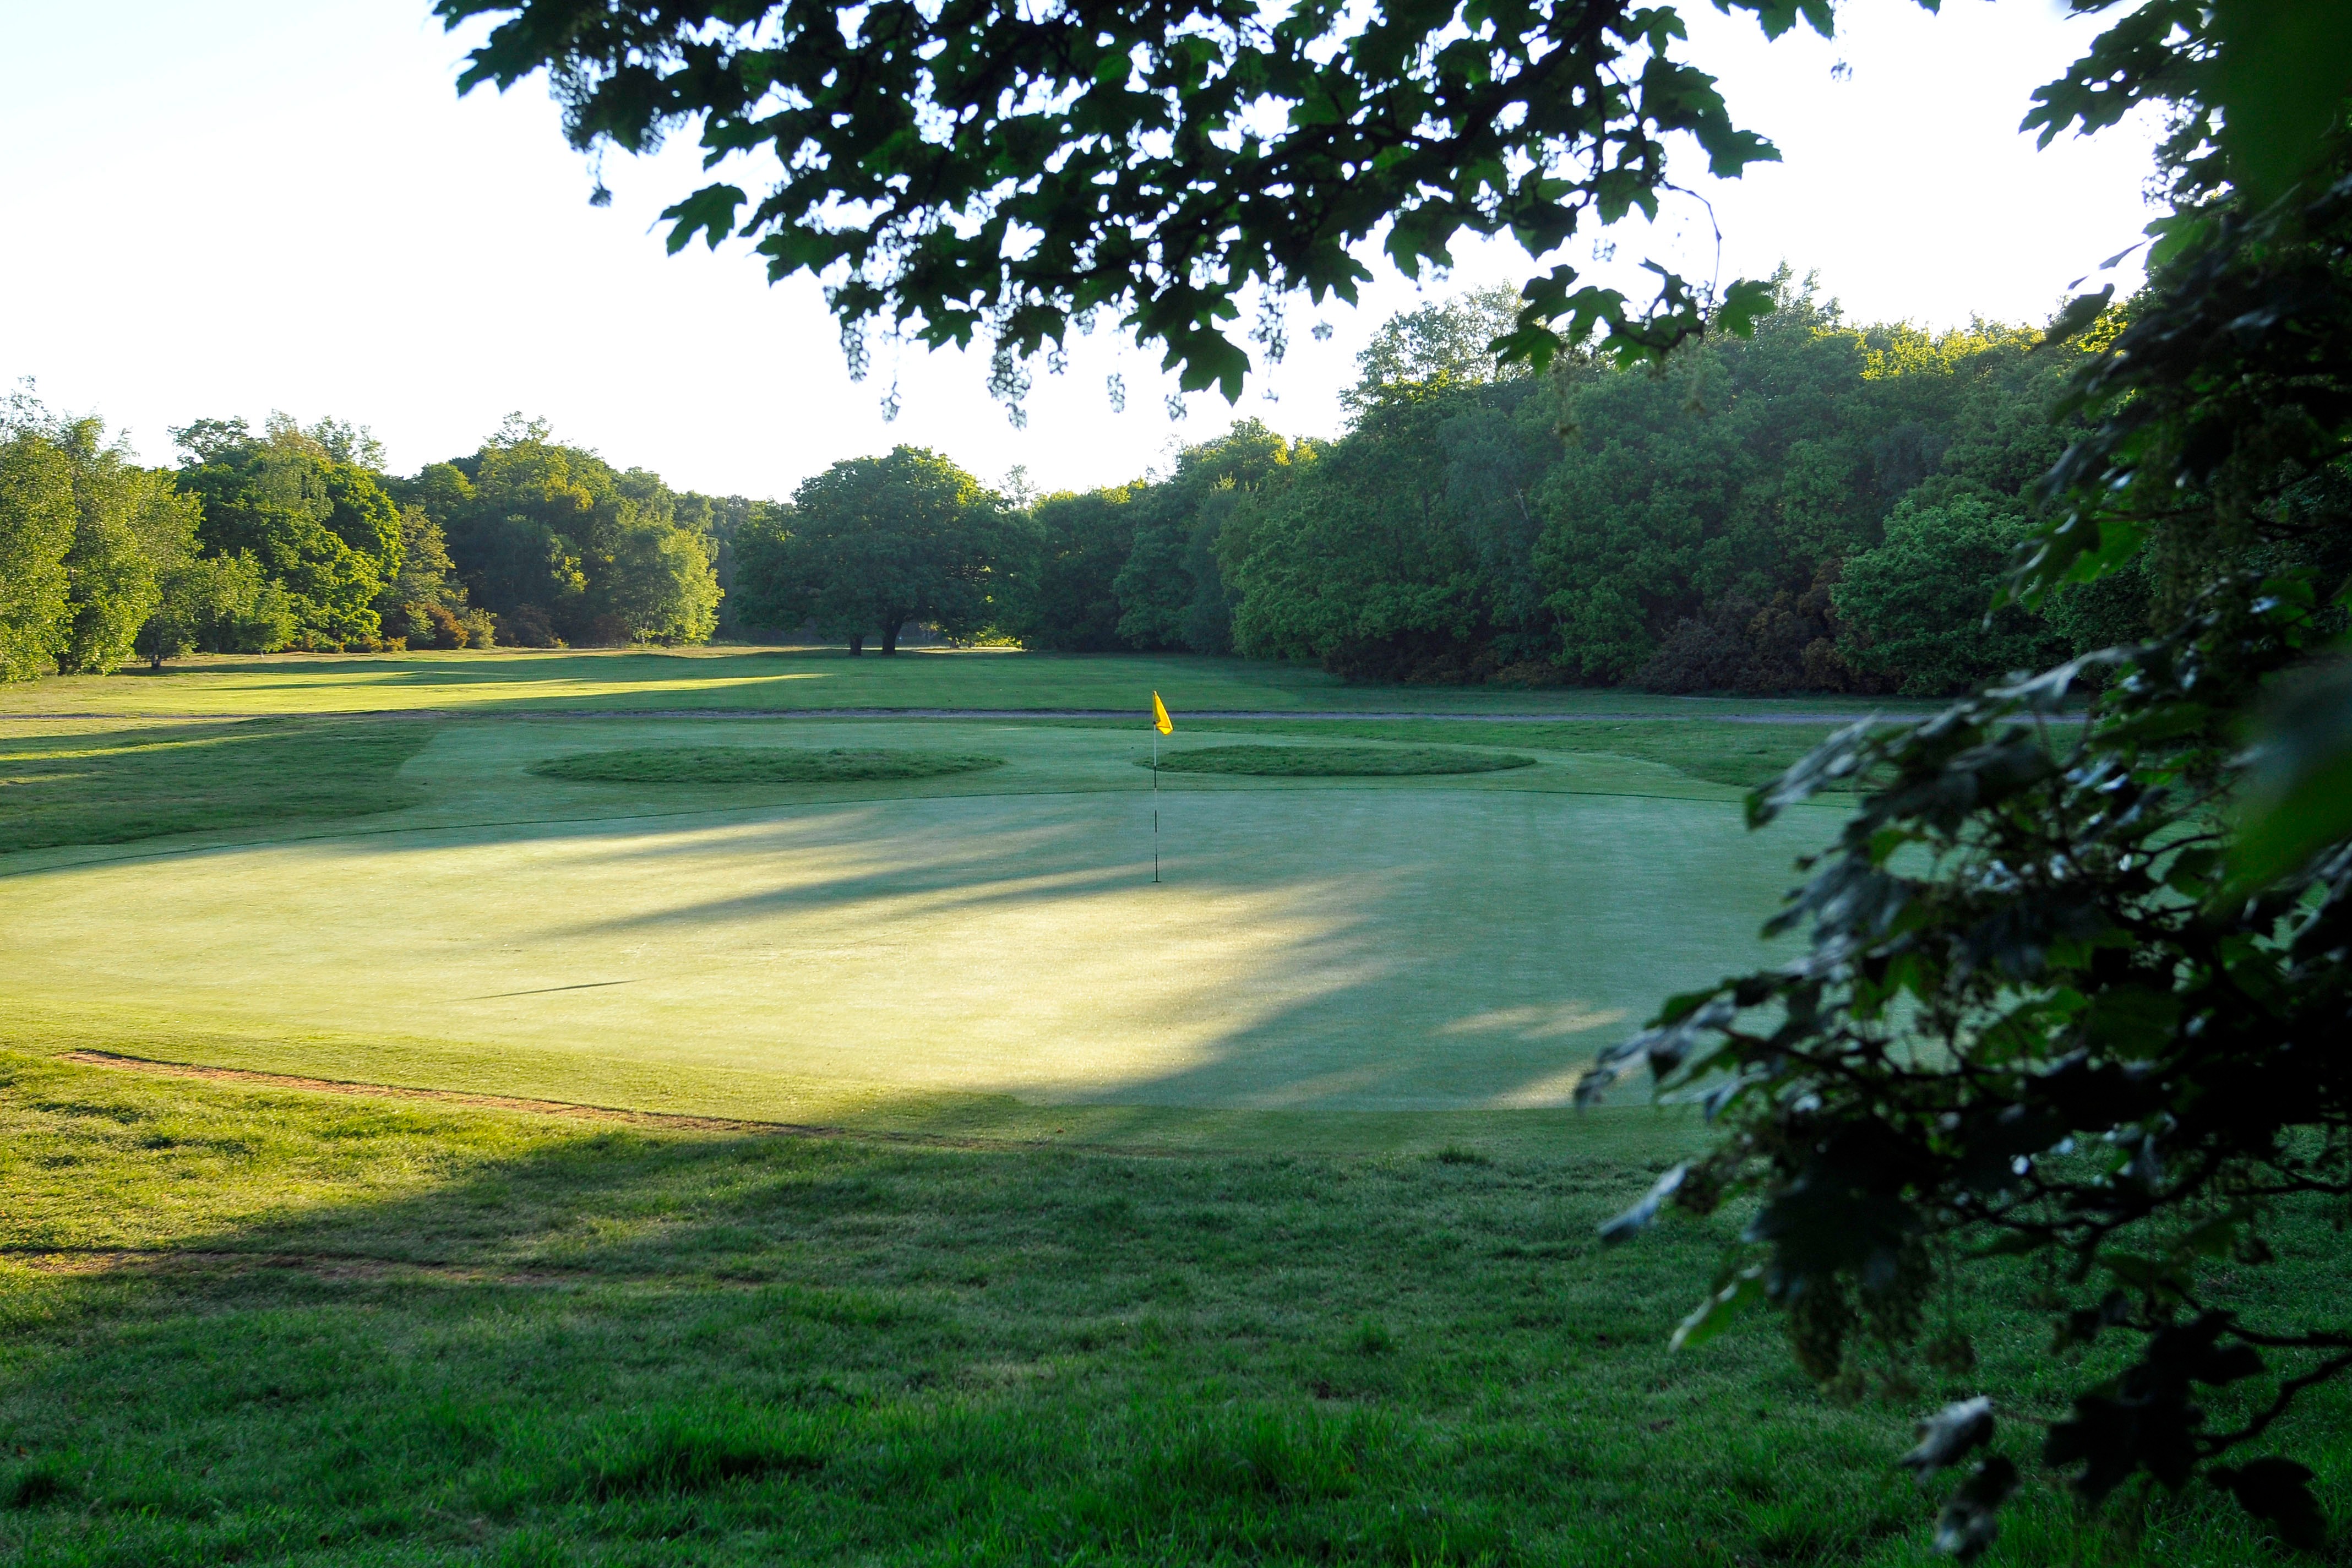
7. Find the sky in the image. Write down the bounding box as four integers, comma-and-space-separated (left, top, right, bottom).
0, 0, 2160, 500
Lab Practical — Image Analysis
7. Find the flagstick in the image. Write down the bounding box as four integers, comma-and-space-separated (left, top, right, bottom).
1152, 728, 1160, 884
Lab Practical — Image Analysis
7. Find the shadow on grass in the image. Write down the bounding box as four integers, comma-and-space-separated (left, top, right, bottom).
6, 1056, 2338, 1567
0, 717, 438, 853
0, 1060, 1860, 1567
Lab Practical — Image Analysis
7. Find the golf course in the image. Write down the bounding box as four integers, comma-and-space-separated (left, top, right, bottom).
0, 647, 2332, 1567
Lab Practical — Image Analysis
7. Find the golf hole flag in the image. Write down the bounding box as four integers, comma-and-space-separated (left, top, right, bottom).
1148, 693, 1171, 882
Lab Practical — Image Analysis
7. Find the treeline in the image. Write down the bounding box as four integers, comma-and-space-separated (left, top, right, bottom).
726, 276, 2145, 694
5, 274, 2144, 695
961, 277, 2148, 695
0, 398, 732, 679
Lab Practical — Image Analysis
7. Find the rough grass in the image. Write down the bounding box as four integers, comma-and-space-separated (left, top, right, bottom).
0, 718, 435, 851
529, 744, 1006, 785
1145, 744, 1536, 777
0, 1049, 2339, 1567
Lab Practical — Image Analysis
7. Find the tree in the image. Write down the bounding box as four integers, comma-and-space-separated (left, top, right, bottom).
1579, 4, 2352, 1554
1343, 281, 1529, 414
439, 0, 1795, 419
1112, 421, 1298, 652
735, 447, 999, 655
602, 519, 720, 644
401, 417, 720, 646
173, 416, 400, 650
140, 552, 298, 666
1222, 363, 1556, 679
375, 506, 497, 650
0, 431, 75, 682
1832, 495, 2069, 695
15, 412, 205, 674
997, 488, 1138, 652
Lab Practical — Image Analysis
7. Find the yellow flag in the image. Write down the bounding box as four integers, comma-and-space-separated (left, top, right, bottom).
1152, 691, 1173, 735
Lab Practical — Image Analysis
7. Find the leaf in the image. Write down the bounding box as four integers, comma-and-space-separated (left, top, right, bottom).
2211, 1457, 2329, 1551
2037, 285, 2114, 350
1899, 1397, 1995, 1479
1598, 1163, 1686, 1244
1932, 1457, 2020, 1562
2211, 0, 2352, 203
1669, 1266, 1763, 1351
2224, 660, 2352, 896
1714, 277, 1777, 338
661, 184, 747, 254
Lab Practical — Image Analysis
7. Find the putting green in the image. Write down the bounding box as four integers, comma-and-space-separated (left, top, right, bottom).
0, 719, 1831, 1137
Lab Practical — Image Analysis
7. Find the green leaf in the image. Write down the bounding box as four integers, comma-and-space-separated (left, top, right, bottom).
1714, 277, 1776, 338
2211, 0, 2352, 203
661, 184, 747, 254
1670, 1266, 1764, 1351
2037, 285, 2113, 351
2224, 660, 2352, 896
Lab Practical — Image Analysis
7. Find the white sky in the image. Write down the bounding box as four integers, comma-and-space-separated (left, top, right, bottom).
0, 0, 2158, 500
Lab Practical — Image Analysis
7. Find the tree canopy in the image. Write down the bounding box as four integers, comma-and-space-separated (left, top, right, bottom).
396, 417, 721, 647
733, 446, 1001, 654
437, 0, 1798, 418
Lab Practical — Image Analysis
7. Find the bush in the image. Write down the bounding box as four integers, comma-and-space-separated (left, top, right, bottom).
496, 604, 564, 648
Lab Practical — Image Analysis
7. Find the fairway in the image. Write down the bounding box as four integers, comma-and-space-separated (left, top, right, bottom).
0, 717, 1821, 1136
0, 643, 1932, 719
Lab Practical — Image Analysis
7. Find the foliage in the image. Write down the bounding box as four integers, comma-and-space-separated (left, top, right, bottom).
530, 745, 1005, 784
437, 0, 1806, 420
1112, 420, 1302, 654
1342, 282, 1530, 415
0, 432, 75, 682
733, 447, 1001, 655
995, 488, 1138, 652
1831, 496, 2069, 695
398, 415, 721, 647
173, 415, 401, 650
377, 505, 497, 650
1197, 280, 2087, 690
0, 399, 208, 677
1222, 375, 1552, 679
1583, 7, 2352, 1555
140, 551, 301, 666
1144, 743, 1532, 776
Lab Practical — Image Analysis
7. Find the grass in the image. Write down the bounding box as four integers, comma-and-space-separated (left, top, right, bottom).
530, 745, 1007, 785
1135, 717, 1862, 792
1147, 744, 1536, 777
0, 717, 1818, 1127
0, 645, 1940, 720
0, 718, 436, 852
0, 665, 2332, 1565
0, 1048, 2340, 1566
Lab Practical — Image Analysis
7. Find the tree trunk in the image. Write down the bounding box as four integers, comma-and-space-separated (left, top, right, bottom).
847, 633, 864, 656
881, 616, 903, 655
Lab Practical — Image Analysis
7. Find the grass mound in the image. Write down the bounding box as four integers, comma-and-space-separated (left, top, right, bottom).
531, 744, 1006, 786
1142, 743, 1534, 777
